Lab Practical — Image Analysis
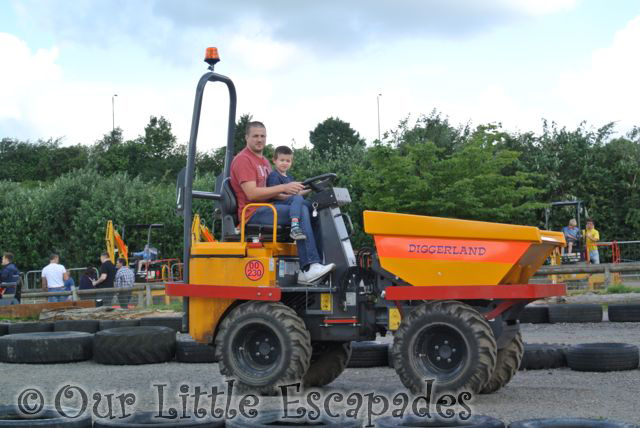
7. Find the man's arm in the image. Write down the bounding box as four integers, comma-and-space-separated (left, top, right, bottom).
241, 181, 304, 202
41, 276, 48, 290
93, 273, 108, 286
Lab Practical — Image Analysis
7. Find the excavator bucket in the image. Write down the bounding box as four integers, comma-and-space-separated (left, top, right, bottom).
364, 211, 565, 287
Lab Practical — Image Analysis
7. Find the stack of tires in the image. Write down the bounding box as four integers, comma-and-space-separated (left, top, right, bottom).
520, 303, 640, 324
0, 317, 211, 366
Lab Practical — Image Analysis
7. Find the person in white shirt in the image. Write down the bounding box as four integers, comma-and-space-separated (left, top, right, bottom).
41, 254, 69, 303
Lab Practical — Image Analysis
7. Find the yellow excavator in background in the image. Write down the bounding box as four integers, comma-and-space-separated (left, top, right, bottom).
191, 214, 215, 244
105, 220, 128, 265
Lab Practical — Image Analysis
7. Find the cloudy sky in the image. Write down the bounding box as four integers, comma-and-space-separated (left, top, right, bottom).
1, 0, 640, 152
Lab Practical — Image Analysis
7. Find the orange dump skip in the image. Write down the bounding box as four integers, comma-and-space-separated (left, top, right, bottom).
375, 236, 530, 264
364, 210, 565, 287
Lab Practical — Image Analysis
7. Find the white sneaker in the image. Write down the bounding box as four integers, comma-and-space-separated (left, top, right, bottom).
297, 263, 336, 285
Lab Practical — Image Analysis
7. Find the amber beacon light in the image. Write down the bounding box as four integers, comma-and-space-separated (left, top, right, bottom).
204, 47, 220, 70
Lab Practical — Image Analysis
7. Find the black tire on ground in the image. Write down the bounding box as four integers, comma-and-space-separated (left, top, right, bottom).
176, 338, 217, 363
139, 316, 182, 332
608, 304, 640, 322
481, 331, 524, 394
98, 319, 140, 330
347, 341, 389, 368
8, 322, 54, 334
508, 418, 638, 428
548, 304, 602, 323
304, 341, 351, 387
93, 326, 176, 365
566, 343, 640, 372
519, 306, 549, 324
214, 301, 312, 395
0, 323, 9, 336
0, 332, 93, 364
93, 410, 224, 427
0, 405, 92, 427
54, 320, 100, 333
392, 301, 497, 394
226, 410, 362, 428
376, 413, 505, 428
519, 344, 568, 370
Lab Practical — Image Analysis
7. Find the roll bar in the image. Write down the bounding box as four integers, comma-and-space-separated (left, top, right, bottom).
178, 50, 237, 326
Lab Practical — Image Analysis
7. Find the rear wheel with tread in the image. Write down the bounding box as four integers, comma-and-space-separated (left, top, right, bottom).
304, 341, 351, 387
392, 301, 497, 394
481, 331, 524, 394
215, 301, 311, 395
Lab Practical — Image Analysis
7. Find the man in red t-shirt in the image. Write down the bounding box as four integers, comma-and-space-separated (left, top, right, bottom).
230, 121, 335, 285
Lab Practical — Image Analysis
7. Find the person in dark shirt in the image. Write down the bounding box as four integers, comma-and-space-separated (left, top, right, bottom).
78, 265, 96, 301
266, 146, 312, 241
94, 253, 116, 288
79, 266, 96, 290
1, 252, 20, 296
93, 253, 116, 305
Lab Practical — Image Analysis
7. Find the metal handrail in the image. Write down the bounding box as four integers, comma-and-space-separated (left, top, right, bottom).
240, 203, 279, 245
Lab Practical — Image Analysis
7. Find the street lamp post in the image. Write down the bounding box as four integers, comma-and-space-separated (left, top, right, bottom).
377, 93, 382, 141
112, 94, 118, 133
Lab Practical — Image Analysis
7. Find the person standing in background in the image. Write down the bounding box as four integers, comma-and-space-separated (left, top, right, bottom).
585, 219, 600, 264
41, 254, 69, 302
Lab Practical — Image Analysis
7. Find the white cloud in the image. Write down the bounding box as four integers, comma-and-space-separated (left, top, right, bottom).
556, 15, 640, 129
0, 33, 61, 120
0, 32, 202, 147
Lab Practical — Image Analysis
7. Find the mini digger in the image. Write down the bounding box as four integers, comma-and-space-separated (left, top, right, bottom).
168, 48, 567, 396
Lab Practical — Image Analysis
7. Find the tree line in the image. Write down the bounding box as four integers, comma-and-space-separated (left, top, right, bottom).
1, 112, 639, 271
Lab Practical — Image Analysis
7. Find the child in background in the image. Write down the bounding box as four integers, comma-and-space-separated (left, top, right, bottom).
266, 146, 310, 241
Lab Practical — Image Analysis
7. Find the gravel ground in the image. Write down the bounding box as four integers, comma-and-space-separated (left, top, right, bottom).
1, 320, 639, 426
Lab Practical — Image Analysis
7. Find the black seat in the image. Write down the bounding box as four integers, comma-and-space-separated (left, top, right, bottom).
219, 178, 291, 242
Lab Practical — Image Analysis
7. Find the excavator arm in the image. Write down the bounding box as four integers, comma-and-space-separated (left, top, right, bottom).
105, 220, 129, 265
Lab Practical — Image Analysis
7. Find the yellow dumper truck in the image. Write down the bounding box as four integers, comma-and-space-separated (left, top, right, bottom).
168, 48, 566, 396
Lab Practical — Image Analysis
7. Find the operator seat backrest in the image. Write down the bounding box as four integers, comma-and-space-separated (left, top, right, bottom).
221, 177, 238, 237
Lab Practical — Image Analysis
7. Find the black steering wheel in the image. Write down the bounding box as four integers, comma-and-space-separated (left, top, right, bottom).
302, 173, 337, 192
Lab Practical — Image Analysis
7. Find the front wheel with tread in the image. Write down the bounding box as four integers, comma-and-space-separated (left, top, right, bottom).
215, 301, 312, 395
392, 301, 497, 395
481, 331, 524, 394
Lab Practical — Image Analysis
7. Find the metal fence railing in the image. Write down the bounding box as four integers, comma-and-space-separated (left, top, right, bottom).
2, 283, 174, 308
23, 267, 98, 291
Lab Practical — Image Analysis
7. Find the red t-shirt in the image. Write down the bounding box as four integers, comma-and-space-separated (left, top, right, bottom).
230, 147, 272, 223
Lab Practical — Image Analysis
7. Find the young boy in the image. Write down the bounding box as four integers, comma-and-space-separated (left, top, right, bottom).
267, 146, 310, 241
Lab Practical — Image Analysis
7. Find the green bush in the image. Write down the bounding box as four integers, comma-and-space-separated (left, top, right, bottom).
605, 284, 640, 294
